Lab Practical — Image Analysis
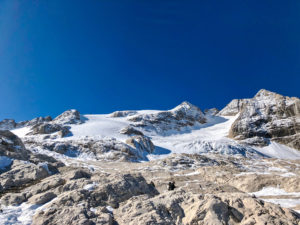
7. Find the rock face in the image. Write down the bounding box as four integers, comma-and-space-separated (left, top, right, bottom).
0, 152, 300, 224
25, 110, 83, 138
53, 109, 83, 125
120, 126, 144, 136
228, 89, 300, 150
23, 116, 52, 127
129, 101, 206, 134
0, 129, 64, 200
1, 90, 300, 224
31, 172, 158, 225
24, 136, 153, 162
126, 135, 155, 158
218, 99, 251, 116
115, 190, 299, 225
0, 116, 52, 131
0, 160, 50, 194
204, 108, 219, 116
0, 119, 16, 130
110, 110, 137, 118
28, 123, 70, 137
0, 130, 29, 160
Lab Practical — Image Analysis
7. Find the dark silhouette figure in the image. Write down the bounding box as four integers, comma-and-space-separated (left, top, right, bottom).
150, 181, 155, 187
168, 181, 176, 191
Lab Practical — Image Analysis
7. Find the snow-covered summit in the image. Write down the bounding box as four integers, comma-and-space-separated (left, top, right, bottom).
1, 90, 299, 163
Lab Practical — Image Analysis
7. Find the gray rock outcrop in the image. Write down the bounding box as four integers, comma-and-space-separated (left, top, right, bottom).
218, 99, 251, 116
228, 89, 300, 150
110, 110, 137, 118
129, 101, 206, 134
0, 130, 29, 160
0, 116, 52, 131
120, 126, 144, 136
53, 109, 83, 125
126, 135, 155, 158
27, 123, 70, 137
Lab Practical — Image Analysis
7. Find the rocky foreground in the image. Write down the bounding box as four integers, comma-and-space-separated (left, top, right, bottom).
0, 89, 300, 224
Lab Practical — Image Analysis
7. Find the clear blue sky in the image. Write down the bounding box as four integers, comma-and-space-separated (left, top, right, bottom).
1, 0, 300, 121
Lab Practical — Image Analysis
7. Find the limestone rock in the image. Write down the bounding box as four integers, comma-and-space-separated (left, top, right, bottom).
28, 191, 57, 205
0, 160, 50, 193
120, 126, 144, 136
218, 99, 251, 116
115, 190, 300, 225
204, 108, 219, 116
53, 109, 82, 125
27, 123, 70, 137
0, 119, 16, 130
32, 173, 158, 225
129, 101, 206, 134
22, 116, 52, 127
0, 116, 52, 130
126, 135, 155, 158
110, 110, 137, 118
0, 130, 29, 160
24, 137, 149, 162
228, 89, 300, 150
0, 192, 27, 206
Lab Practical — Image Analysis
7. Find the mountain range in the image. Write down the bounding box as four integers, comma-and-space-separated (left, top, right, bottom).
0, 89, 300, 224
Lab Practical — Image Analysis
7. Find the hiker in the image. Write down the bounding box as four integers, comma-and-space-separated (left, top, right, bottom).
168, 181, 176, 191
150, 181, 155, 187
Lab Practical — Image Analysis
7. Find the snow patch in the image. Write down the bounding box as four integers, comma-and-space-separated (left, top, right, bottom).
251, 187, 300, 197
0, 203, 40, 225
83, 182, 98, 191
254, 142, 300, 159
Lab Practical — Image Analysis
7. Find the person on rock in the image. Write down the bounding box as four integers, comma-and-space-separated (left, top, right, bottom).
168, 181, 176, 191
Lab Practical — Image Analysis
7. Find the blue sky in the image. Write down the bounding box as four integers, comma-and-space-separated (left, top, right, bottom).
1, 0, 300, 121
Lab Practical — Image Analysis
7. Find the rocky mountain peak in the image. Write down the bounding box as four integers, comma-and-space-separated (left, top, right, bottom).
253, 89, 285, 102
229, 90, 300, 150
218, 99, 250, 116
171, 101, 197, 111
1, 90, 300, 224
53, 109, 82, 125
127, 102, 206, 134
254, 89, 277, 97
171, 101, 204, 118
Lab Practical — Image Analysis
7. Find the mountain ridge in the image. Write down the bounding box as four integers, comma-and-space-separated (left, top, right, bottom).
1, 89, 300, 224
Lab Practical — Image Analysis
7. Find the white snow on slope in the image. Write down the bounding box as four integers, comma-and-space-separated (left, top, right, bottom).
250, 187, 300, 212
11, 111, 300, 160
149, 115, 237, 153
254, 142, 300, 159
251, 187, 300, 197
0, 203, 39, 225
11, 127, 31, 138
67, 114, 131, 141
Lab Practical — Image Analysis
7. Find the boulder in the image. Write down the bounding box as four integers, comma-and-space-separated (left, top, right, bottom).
120, 126, 144, 136
126, 135, 155, 158
0, 160, 50, 193
27, 123, 70, 137
0, 130, 29, 160
28, 191, 57, 205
